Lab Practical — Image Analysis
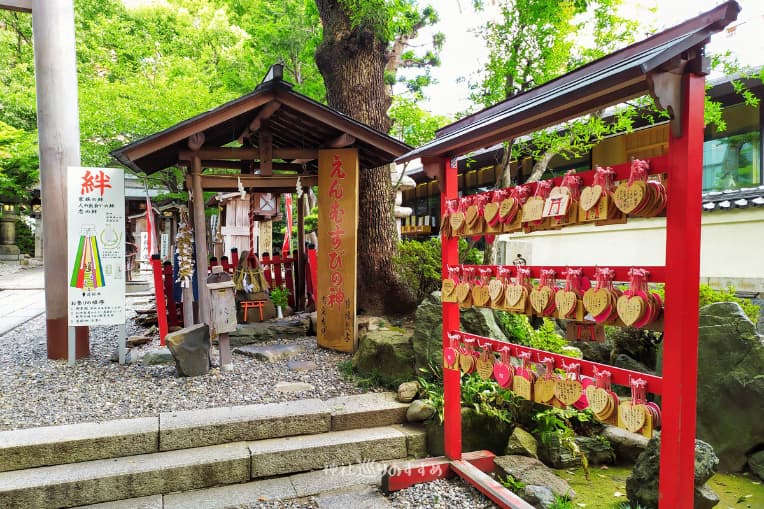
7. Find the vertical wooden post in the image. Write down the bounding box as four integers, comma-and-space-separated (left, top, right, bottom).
32, 0, 89, 359
191, 156, 210, 325
164, 262, 179, 328
659, 73, 705, 509
425, 157, 461, 460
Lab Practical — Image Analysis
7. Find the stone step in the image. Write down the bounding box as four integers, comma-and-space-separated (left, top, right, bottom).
249, 426, 410, 478
159, 398, 330, 451
0, 442, 250, 509
3, 425, 424, 509
0, 393, 409, 472
0, 417, 158, 473
324, 392, 409, 431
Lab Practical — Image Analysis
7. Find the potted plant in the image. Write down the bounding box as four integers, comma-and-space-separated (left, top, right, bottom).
270, 286, 290, 319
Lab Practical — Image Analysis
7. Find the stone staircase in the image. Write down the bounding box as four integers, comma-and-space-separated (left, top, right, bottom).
0, 392, 424, 508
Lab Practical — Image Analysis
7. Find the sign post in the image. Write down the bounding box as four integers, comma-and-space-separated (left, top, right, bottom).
67, 166, 126, 364
316, 148, 358, 352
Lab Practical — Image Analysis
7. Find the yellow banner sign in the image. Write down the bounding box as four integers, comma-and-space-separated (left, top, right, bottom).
317, 148, 358, 352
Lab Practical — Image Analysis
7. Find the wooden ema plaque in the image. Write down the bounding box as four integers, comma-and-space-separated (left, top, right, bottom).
317, 148, 359, 352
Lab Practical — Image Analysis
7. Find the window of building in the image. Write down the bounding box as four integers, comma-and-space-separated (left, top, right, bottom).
703, 102, 761, 191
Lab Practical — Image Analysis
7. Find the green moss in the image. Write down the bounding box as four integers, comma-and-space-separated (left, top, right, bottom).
557, 465, 764, 508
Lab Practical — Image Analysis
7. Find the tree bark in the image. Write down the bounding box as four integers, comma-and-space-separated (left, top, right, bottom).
315, 0, 412, 314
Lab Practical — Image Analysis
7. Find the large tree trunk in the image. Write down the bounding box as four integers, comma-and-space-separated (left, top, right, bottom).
315, 0, 412, 314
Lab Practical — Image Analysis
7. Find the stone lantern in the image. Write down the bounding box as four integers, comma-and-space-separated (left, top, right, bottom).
0, 198, 21, 260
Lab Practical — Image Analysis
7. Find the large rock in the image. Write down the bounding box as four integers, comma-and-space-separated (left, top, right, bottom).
352, 329, 415, 386
602, 425, 649, 463
233, 343, 305, 362
626, 434, 719, 509
412, 291, 508, 374
576, 340, 612, 364
397, 381, 419, 403
505, 427, 538, 459
229, 316, 309, 347
575, 436, 615, 465
696, 302, 764, 471
426, 407, 513, 456
494, 455, 575, 499
537, 434, 581, 469
406, 400, 435, 422
166, 324, 211, 377
748, 450, 764, 481
523, 484, 557, 509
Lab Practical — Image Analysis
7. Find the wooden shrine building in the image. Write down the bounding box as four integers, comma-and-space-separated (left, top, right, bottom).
112, 64, 410, 350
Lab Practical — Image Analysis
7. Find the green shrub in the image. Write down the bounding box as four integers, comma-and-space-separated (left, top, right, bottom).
15, 218, 34, 256
393, 237, 483, 304
494, 311, 567, 353
699, 284, 760, 323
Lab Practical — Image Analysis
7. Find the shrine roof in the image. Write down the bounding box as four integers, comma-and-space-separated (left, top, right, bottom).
111, 64, 411, 175
702, 186, 764, 211
397, 1, 740, 163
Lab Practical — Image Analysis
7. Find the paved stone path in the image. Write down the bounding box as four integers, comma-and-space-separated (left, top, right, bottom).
0, 265, 44, 336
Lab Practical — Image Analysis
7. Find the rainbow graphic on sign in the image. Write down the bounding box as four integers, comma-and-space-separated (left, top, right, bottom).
70, 225, 106, 290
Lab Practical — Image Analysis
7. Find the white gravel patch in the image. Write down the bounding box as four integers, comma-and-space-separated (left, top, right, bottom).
388, 478, 498, 508
0, 302, 373, 431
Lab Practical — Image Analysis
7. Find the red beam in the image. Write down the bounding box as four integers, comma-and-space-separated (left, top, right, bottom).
452, 459, 536, 509
455, 264, 666, 284
151, 255, 169, 345
380, 451, 496, 493
458, 331, 663, 394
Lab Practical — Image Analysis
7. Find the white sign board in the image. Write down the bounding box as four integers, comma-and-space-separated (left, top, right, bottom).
160, 233, 169, 260
67, 167, 126, 326
139, 231, 148, 262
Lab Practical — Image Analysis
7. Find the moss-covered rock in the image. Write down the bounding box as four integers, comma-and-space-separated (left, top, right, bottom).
352, 328, 415, 386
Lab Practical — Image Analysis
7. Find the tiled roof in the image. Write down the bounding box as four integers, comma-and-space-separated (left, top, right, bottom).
702, 186, 764, 211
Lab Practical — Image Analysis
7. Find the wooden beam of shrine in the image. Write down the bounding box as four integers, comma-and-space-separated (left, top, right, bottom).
179, 146, 318, 161
237, 101, 282, 143
178, 160, 305, 171
292, 133, 355, 164
0, 1, 31, 12
185, 173, 317, 191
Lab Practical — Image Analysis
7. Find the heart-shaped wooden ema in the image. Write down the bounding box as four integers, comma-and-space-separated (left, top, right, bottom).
583, 288, 611, 317
555, 290, 578, 317
493, 363, 512, 388
484, 202, 500, 224
580, 185, 603, 211
455, 282, 471, 303
617, 295, 646, 326
530, 287, 552, 314
534, 379, 556, 403
513, 376, 532, 400
472, 286, 490, 307
613, 181, 647, 214
465, 206, 480, 228
619, 401, 647, 433
555, 379, 583, 406
522, 196, 545, 222
498, 198, 516, 220
459, 353, 475, 374
488, 279, 504, 303
505, 285, 525, 307
588, 387, 612, 414
444, 347, 458, 369
449, 212, 465, 233
476, 356, 494, 380
442, 279, 456, 298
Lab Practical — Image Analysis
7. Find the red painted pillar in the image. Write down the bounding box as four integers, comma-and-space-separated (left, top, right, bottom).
431, 157, 461, 460
659, 73, 705, 509
151, 254, 169, 345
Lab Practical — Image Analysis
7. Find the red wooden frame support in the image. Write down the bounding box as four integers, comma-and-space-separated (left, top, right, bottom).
658, 73, 705, 509
150, 254, 169, 345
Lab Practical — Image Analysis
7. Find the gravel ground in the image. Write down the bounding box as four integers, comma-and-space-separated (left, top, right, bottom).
0, 278, 499, 508
0, 300, 373, 430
